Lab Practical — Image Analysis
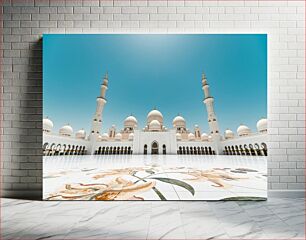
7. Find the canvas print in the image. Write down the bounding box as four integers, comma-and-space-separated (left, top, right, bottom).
43, 34, 267, 201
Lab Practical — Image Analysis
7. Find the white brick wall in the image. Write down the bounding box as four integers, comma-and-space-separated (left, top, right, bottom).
1, 0, 305, 198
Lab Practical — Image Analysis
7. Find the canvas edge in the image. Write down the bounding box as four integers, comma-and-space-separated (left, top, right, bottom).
1, 190, 304, 200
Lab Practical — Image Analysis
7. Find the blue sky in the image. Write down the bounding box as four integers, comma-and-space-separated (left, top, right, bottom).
43, 34, 267, 135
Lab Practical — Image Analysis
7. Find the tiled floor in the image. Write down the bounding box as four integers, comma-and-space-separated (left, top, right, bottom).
1, 197, 304, 239
43, 155, 267, 200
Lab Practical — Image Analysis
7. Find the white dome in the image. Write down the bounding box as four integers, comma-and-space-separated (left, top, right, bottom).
172, 115, 186, 127
59, 124, 73, 137
43, 117, 53, 133
149, 120, 161, 131
115, 133, 122, 140
101, 133, 109, 141
201, 133, 208, 141
97, 135, 103, 141
75, 129, 86, 139
237, 124, 251, 136
224, 129, 234, 139
176, 133, 182, 140
128, 133, 134, 140
188, 133, 195, 141
124, 115, 138, 127
257, 118, 267, 133
147, 109, 163, 124
208, 135, 213, 142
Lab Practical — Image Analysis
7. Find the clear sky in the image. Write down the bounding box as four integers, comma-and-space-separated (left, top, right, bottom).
43, 34, 267, 135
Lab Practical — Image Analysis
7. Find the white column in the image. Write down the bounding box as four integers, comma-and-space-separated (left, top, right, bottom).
201, 73, 222, 154
89, 73, 108, 154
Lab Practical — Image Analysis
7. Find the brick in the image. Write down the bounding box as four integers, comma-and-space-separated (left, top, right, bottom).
57, 6, 73, 14
39, 21, 57, 28
148, 0, 167, 7
39, 6, 57, 14
74, 6, 90, 13
139, 6, 157, 14
83, 0, 99, 6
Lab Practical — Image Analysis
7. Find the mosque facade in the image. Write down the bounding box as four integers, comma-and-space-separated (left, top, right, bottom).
43, 73, 268, 157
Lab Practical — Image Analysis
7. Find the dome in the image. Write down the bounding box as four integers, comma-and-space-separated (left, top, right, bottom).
115, 133, 122, 140
75, 129, 86, 139
101, 133, 109, 141
188, 133, 195, 141
257, 118, 267, 133
201, 133, 208, 141
97, 135, 103, 141
128, 133, 134, 141
43, 117, 53, 133
172, 115, 186, 127
124, 115, 138, 128
149, 120, 161, 131
224, 129, 234, 139
208, 135, 213, 142
176, 133, 182, 140
59, 124, 73, 137
147, 109, 163, 124
237, 124, 251, 136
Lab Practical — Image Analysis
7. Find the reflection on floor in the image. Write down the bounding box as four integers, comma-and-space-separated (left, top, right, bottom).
2, 198, 304, 239
43, 155, 267, 200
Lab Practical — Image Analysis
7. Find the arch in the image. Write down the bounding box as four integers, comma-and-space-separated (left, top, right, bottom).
43, 142, 49, 156
239, 145, 245, 155
244, 144, 250, 155
64, 144, 70, 155
54, 144, 61, 156
162, 144, 166, 155
59, 144, 66, 155
201, 147, 204, 155
109, 146, 113, 155
224, 146, 228, 155
102, 147, 105, 155
208, 147, 212, 155
124, 146, 127, 154
98, 147, 101, 155
144, 144, 147, 155
105, 146, 109, 155
231, 146, 236, 155
183, 146, 186, 155
151, 141, 159, 155
120, 146, 124, 154
49, 143, 56, 156
235, 145, 240, 155
205, 146, 208, 155
197, 146, 201, 155
261, 142, 268, 156
70, 145, 75, 155
254, 143, 261, 156
77, 146, 81, 155
189, 147, 193, 155
249, 144, 256, 156
128, 146, 131, 154
193, 146, 197, 155
179, 146, 182, 155
186, 147, 190, 155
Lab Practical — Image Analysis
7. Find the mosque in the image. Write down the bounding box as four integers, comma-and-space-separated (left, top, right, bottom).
43, 73, 268, 157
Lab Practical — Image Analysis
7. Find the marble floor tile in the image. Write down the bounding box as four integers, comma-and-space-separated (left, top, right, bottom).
1, 197, 305, 240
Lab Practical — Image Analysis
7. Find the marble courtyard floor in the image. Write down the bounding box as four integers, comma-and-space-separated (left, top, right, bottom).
1, 197, 305, 239
43, 155, 267, 201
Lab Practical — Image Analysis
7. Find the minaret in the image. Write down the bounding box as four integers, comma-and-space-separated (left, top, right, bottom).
202, 72, 222, 153
90, 72, 108, 140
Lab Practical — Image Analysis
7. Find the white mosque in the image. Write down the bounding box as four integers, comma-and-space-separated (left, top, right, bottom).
43, 73, 267, 157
